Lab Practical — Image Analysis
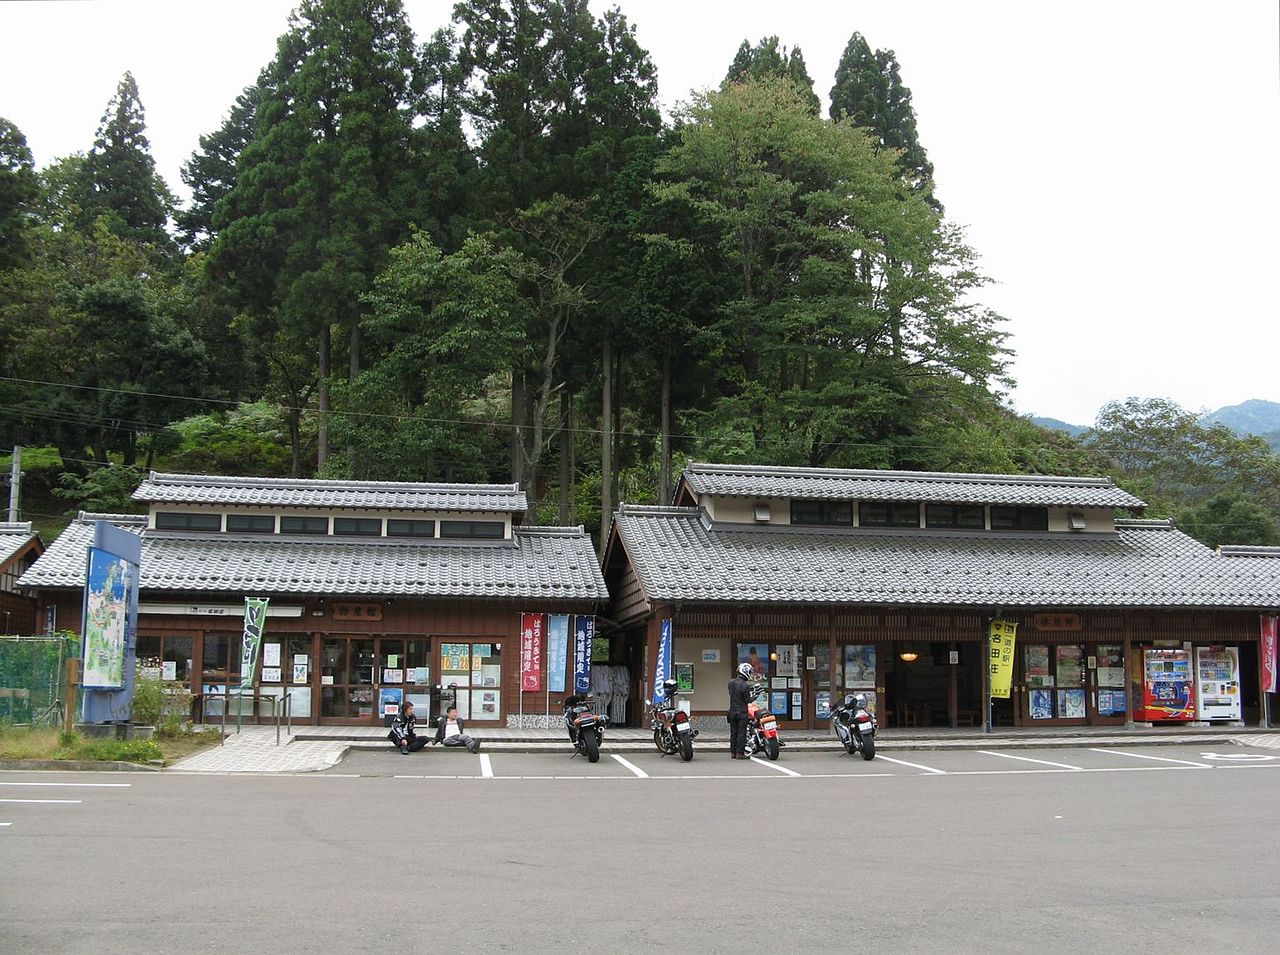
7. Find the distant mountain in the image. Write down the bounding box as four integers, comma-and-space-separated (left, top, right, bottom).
1031, 416, 1089, 437
1199, 399, 1280, 451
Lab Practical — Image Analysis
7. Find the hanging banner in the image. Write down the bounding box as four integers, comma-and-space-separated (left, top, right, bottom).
240, 597, 270, 690
1262, 616, 1278, 694
520, 612, 544, 692
547, 614, 570, 693
988, 619, 1018, 699
652, 618, 673, 704
573, 615, 593, 694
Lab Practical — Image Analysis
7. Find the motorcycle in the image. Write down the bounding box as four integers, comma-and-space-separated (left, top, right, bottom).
831, 693, 877, 760
563, 693, 606, 763
744, 697, 781, 760
651, 678, 697, 761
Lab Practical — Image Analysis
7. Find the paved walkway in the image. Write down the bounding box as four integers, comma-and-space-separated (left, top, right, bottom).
167, 723, 1280, 773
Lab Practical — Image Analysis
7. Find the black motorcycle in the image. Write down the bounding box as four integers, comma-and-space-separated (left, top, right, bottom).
563, 693, 606, 763
651, 678, 697, 761
831, 693, 877, 760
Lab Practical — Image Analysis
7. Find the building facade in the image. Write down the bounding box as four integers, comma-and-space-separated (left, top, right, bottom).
1, 521, 43, 636
19, 473, 608, 727
603, 464, 1280, 731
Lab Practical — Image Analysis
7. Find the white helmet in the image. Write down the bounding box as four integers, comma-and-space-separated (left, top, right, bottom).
737, 662, 754, 679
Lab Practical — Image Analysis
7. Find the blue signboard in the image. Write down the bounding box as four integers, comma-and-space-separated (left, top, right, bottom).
547, 614, 570, 693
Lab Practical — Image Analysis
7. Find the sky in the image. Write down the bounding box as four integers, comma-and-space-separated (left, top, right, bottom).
2, 0, 1277, 427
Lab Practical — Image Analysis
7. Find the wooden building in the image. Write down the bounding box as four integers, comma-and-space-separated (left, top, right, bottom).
1, 521, 43, 636
19, 473, 607, 726
603, 464, 1280, 730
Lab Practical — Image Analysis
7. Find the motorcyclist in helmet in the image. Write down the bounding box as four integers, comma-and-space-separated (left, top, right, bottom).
727, 661, 755, 759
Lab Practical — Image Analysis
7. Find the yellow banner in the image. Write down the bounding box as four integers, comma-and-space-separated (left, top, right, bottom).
988, 620, 1018, 699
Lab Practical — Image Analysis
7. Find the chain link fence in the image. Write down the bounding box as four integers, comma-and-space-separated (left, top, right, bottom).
0, 633, 78, 726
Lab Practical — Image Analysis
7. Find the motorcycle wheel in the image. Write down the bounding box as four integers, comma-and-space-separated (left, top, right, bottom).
678, 732, 694, 762
843, 734, 857, 755
765, 737, 780, 760
584, 729, 600, 763
860, 734, 875, 761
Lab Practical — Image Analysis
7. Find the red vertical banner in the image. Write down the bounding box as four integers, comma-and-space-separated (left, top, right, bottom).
1262, 615, 1278, 694
521, 613, 544, 692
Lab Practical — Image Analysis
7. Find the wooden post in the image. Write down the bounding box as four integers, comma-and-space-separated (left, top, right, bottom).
948, 640, 958, 728
981, 629, 991, 734
1122, 611, 1134, 729
64, 657, 80, 735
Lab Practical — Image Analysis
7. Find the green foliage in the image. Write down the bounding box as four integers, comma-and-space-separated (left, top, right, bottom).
162, 402, 295, 477
54, 464, 146, 513
55, 736, 163, 764
131, 668, 166, 726
1176, 492, 1280, 550
724, 36, 820, 113
0, 117, 38, 271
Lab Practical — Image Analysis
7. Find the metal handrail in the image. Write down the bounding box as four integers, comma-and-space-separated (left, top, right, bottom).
213, 687, 293, 746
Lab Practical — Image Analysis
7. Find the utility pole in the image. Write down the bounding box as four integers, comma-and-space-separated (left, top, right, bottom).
6, 445, 19, 522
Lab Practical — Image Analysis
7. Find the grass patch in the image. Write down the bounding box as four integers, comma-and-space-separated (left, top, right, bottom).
0, 724, 222, 765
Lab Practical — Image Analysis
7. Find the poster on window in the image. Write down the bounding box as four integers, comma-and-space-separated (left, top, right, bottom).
815, 690, 832, 719
738, 644, 769, 678
844, 645, 876, 689
1058, 688, 1086, 719
379, 687, 403, 719
520, 613, 544, 692
1056, 646, 1084, 687
770, 691, 788, 716
776, 645, 798, 678
1025, 645, 1051, 687
1095, 645, 1125, 687
1029, 689, 1054, 719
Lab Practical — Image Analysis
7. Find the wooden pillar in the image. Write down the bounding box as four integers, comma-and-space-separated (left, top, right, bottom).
64, 657, 80, 734
948, 639, 958, 728
981, 626, 991, 733
1122, 610, 1134, 729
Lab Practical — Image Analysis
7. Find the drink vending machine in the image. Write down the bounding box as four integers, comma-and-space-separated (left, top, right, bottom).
1137, 648, 1194, 722
1193, 646, 1241, 721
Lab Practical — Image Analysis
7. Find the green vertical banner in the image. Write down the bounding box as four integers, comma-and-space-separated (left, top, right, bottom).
988, 619, 1017, 699
240, 597, 270, 691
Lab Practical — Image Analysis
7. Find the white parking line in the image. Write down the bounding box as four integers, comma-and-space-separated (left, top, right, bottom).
979, 751, 1083, 770
0, 782, 132, 788
1088, 748, 1212, 768
610, 754, 649, 778
0, 821, 12, 826
0, 798, 83, 804
750, 757, 801, 777
873, 755, 947, 775
479, 754, 494, 778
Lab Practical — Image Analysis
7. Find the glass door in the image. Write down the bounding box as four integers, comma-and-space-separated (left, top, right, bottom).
1090, 644, 1127, 724
319, 637, 375, 722
439, 640, 503, 723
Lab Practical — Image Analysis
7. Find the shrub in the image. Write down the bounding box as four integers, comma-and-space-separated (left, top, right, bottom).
132, 669, 166, 726
58, 737, 163, 764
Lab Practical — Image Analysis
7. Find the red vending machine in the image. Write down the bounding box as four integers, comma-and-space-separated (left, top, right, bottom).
1138, 648, 1195, 722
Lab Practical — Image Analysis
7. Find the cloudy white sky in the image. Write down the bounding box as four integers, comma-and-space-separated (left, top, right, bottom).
2, 0, 1277, 426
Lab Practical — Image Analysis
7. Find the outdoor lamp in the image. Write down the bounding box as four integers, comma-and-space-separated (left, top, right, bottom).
899, 650, 920, 663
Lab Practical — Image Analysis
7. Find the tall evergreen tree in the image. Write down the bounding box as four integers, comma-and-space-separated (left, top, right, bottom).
829, 32, 939, 211
80, 72, 175, 252
724, 36, 820, 113
0, 118, 37, 272
178, 78, 265, 251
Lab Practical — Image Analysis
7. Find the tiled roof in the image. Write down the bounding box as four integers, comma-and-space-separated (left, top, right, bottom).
681, 463, 1146, 510
611, 506, 1280, 609
20, 514, 607, 601
133, 472, 528, 513
0, 521, 39, 567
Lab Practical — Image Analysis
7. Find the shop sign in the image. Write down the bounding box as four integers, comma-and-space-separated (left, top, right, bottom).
1262, 616, 1278, 693
520, 613, 543, 692
988, 620, 1018, 699
547, 615, 570, 693
1033, 613, 1081, 631
333, 602, 382, 621
573, 616, 593, 693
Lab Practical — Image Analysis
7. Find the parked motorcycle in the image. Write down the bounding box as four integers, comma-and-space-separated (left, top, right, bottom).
651, 678, 697, 761
831, 693, 877, 760
563, 693, 606, 763
744, 698, 781, 760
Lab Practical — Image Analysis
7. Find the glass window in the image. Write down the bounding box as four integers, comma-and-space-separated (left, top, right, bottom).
334, 517, 382, 536
859, 501, 920, 528
439, 520, 505, 539
440, 642, 502, 720
387, 519, 436, 538
790, 500, 853, 525
155, 511, 222, 531
226, 514, 275, 533
280, 515, 329, 535
990, 506, 1049, 531
925, 503, 986, 529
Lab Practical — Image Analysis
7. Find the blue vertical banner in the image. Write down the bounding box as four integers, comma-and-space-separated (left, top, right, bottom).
652, 618, 673, 704
547, 614, 570, 693
573, 615, 593, 694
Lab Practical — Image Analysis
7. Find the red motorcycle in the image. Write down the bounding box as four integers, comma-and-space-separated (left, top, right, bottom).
744, 699, 781, 760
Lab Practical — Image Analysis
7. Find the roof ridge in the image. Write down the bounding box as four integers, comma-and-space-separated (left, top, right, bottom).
686, 462, 1119, 488
617, 503, 700, 517
515, 525, 588, 537
0, 521, 34, 533
77, 511, 148, 525
1218, 545, 1280, 558
1115, 518, 1174, 528
144, 471, 522, 494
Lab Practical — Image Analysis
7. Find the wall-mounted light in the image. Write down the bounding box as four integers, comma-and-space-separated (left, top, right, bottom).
769, 651, 778, 662
899, 650, 920, 663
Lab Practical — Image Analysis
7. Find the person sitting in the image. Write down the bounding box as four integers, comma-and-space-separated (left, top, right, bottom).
387, 700, 428, 754
433, 705, 481, 753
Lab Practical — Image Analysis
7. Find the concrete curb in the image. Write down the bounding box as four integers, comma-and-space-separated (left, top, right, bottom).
0, 759, 162, 772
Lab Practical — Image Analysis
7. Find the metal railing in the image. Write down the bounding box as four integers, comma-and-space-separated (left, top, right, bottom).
208, 688, 293, 746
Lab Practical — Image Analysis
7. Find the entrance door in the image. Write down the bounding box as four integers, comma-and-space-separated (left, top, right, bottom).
438, 640, 504, 724
319, 637, 375, 722
1090, 643, 1127, 725
1022, 643, 1088, 725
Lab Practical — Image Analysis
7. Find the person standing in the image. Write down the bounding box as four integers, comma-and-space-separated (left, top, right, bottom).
727, 662, 753, 759
388, 700, 428, 754
433, 705, 481, 753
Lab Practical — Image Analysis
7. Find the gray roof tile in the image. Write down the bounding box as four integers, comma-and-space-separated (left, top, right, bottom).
0, 522, 39, 567
133, 472, 527, 512
613, 506, 1279, 609
682, 463, 1146, 510
21, 514, 606, 601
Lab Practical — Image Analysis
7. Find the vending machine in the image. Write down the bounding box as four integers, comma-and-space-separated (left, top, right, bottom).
1194, 646, 1241, 722
1138, 648, 1194, 722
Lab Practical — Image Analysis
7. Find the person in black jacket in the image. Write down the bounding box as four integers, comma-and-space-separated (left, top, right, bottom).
727, 662, 754, 759
387, 700, 427, 754
433, 705, 481, 753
